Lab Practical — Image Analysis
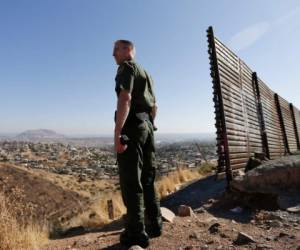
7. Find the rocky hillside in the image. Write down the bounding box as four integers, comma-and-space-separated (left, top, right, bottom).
0, 163, 90, 234
15, 129, 65, 141
41, 174, 300, 249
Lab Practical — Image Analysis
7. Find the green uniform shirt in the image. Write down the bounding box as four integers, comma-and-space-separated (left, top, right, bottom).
115, 60, 156, 113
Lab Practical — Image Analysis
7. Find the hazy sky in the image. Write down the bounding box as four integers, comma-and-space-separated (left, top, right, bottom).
1, 0, 300, 135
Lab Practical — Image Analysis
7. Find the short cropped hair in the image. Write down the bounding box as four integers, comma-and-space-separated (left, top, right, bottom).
115, 40, 135, 49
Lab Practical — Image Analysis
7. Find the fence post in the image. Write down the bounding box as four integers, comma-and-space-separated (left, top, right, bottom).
107, 199, 114, 220
289, 103, 300, 150
207, 26, 232, 184
274, 94, 290, 154
252, 72, 270, 159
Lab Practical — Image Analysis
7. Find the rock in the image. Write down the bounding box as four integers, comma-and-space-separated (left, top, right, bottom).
189, 231, 200, 240
287, 206, 300, 213
234, 232, 256, 245
178, 205, 195, 217
194, 207, 206, 213
235, 170, 245, 177
128, 246, 144, 250
231, 155, 300, 195
200, 245, 209, 250
270, 220, 282, 227
208, 198, 216, 204
161, 207, 175, 223
278, 194, 300, 212
266, 234, 277, 241
220, 232, 229, 238
230, 206, 243, 213
256, 244, 272, 249
208, 222, 220, 234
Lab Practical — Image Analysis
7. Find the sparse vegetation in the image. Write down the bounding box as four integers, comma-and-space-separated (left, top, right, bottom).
53, 163, 215, 234
197, 162, 216, 175
0, 140, 217, 248
0, 191, 48, 250
156, 165, 212, 198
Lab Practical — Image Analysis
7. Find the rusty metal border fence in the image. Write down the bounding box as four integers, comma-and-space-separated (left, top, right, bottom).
207, 26, 300, 184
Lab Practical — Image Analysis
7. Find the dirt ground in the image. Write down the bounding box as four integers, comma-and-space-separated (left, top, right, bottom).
41, 176, 300, 250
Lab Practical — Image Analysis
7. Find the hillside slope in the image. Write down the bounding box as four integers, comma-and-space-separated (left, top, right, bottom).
41, 175, 300, 249
0, 163, 90, 233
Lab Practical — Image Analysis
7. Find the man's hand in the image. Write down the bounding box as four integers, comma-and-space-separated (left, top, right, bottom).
151, 104, 158, 120
114, 131, 127, 153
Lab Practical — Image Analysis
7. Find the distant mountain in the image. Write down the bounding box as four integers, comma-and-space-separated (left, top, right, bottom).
15, 129, 65, 141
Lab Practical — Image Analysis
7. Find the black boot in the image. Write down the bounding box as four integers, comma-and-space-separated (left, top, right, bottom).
145, 223, 162, 238
120, 230, 149, 248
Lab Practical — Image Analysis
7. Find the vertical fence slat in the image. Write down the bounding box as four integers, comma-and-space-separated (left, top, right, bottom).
207, 26, 300, 183
252, 72, 270, 159
207, 26, 232, 183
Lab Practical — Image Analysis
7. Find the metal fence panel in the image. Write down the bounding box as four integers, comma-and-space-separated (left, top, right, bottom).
292, 105, 300, 149
277, 96, 298, 152
207, 26, 300, 182
257, 78, 285, 158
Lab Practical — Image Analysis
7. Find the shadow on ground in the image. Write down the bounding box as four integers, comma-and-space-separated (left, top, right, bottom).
57, 174, 256, 243
56, 219, 124, 239
161, 174, 253, 224
161, 175, 226, 211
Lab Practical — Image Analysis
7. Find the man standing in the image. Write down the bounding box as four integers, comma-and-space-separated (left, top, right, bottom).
113, 40, 162, 248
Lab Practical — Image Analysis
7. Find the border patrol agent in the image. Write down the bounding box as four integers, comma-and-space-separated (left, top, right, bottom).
113, 40, 162, 248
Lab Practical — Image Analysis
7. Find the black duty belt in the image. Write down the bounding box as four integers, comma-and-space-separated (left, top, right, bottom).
114, 111, 151, 123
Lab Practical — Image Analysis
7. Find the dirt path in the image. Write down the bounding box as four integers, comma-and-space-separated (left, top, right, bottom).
42, 175, 300, 250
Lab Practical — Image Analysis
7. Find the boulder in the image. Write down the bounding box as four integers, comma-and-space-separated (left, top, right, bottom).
234, 232, 255, 245
231, 155, 300, 194
278, 194, 300, 213
178, 205, 195, 217
161, 207, 175, 223
128, 246, 144, 250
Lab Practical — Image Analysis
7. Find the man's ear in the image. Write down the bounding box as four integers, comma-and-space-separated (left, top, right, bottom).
129, 47, 136, 58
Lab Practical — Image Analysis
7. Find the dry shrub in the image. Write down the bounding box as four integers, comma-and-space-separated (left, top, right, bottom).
0, 192, 48, 250
57, 191, 126, 232
197, 162, 216, 175
58, 166, 203, 232
155, 166, 202, 199
81, 192, 125, 227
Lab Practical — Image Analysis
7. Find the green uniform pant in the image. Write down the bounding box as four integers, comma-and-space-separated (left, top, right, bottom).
117, 119, 161, 235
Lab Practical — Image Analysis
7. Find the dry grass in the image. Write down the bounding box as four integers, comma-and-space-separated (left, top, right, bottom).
0, 191, 48, 250
71, 192, 126, 229
156, 167, 202, 198
54, 164, 216, 232
57, 192, 126, 232
31, 168, 118, 199
0, 161, 216, 247
156, 163, 216, 198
